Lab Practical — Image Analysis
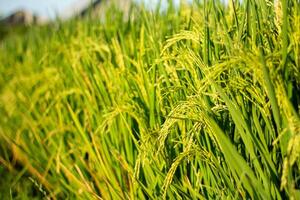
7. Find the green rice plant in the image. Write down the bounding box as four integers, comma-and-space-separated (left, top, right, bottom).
0, 0, 299, 199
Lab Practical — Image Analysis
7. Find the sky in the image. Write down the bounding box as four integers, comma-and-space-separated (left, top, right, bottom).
0, 0, 89, 19
0, 0, 185, 19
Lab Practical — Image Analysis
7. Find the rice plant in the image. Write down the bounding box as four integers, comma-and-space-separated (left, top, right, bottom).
0, 0, 299, 199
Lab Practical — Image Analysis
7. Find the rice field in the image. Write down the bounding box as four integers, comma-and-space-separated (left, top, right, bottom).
0, 0, 300, 199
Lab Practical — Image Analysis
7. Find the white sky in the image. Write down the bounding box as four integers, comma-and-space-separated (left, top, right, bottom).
0, 0, 80, 18
0, 0, 199, 19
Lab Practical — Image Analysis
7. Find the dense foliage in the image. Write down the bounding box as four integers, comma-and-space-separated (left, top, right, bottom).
0, 0, 300, 199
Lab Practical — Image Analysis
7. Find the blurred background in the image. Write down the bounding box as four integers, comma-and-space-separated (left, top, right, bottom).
0, 0, 186, 39
0, 0, 185, 21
